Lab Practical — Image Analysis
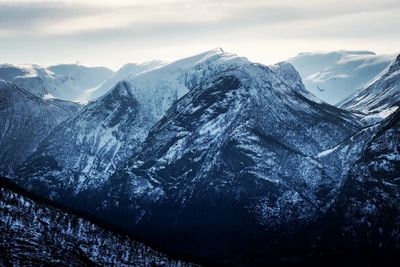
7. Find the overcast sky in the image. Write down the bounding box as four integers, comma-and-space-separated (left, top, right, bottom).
0, 0, 399, 70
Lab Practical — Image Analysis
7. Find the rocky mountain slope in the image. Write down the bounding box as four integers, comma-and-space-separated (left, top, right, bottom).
333, 108, 400, 257
288, 51, 396, 105
17, 81, 157, 194
0, 80, 79, 176
0, 177, 194, 266
339, 54, 400, 123
308, 108, 400, 266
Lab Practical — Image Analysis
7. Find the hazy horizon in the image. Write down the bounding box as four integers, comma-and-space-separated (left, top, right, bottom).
1, 0, 399, 70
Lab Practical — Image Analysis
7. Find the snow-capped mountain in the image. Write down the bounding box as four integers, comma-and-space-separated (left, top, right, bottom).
0, 64, 54, 97
15, 58, 363, 264
17, 81, 157, 194
121, 48, 250, 119
0, 63, 114, 101
82, 60, 167, 101
0, 177, 194, 266
288, 51, 396, 105
95, 63, 360, 264
3, 48, 399, 265
47, 64, 114, 101
339, 54, 400, 121
0, 80, 79, 176
15, 49, 251, 196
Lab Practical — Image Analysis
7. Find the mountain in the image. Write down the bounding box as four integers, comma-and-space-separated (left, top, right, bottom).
0, 177, 194, 266
333, 108, 400, 256
0, 63, 54, 97
96, 63, 361, 264
119, 48, 250, 119
17, 81, 157, 194
339, 54, 400, 123
81, 60, 167, 101
0, 80, 79, 176
47, 64, 114, 101
15, 48, 251, 197
310, 108, 400, 266
288, 51, 396, 105
15, 61, 362, 264
9, 49, 400, 265
0, 63, 114, 101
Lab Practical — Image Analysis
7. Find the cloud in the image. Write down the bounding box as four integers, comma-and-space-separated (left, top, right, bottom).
1, 0, 399, 37
0, 0, 398, 68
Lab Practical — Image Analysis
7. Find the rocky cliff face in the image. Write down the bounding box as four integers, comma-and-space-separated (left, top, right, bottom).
332, 108, 400, 253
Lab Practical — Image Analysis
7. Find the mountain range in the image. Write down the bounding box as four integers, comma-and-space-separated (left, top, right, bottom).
0, 48, 399, 266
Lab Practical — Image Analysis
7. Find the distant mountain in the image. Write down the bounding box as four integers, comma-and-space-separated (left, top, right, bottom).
339, 54, 400, 123
288, 51, 396, 105
0, 64, 54, 97
0, 63, 114, 101
47, 64, 114, 101
82, 60, 167, 101
0, 177, 194, 266
0, 80, 79, 176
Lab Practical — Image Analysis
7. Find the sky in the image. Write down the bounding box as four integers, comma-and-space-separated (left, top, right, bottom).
0, 0, 399, 70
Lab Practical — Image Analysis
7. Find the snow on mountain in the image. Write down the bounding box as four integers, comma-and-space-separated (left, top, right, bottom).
121, 48, 250, 119
82, 60, 167, 101
0, 80, 79, 176
36, 62, 360, 264
15, 48, 250, 196
9, 48, 400, 265
316, 108, 400, 265
0, 63, 114, 101
269, 61, 324, 104
0, 178, 194, 266
339, 53, 400, 119
47, 64, 114, 101
288, 51, 396, 105
17, 81, 157, 194
0, 64, 54, 97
